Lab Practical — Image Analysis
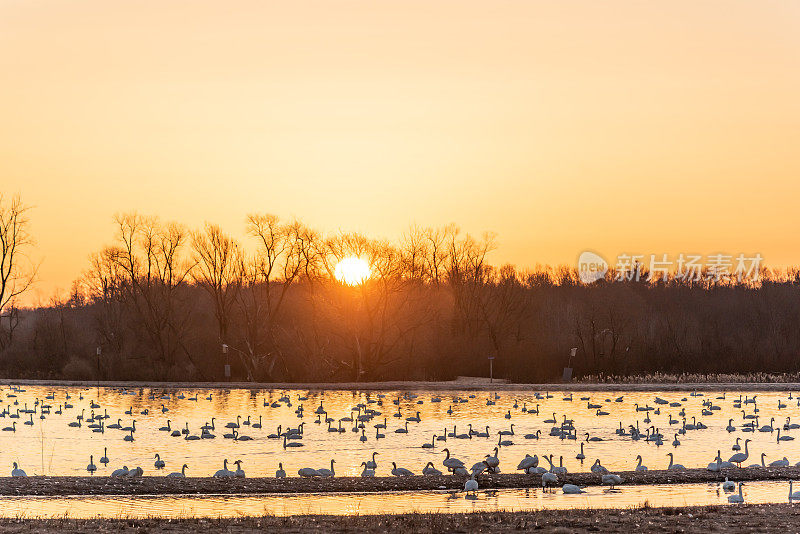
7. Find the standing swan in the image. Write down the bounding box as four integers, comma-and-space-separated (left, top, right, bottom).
728, 439, 751, 466
442, 448, 465, 472
464, 474, 478, 496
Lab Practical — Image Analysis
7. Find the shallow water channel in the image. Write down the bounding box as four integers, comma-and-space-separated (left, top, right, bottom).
1, 480, 797, 518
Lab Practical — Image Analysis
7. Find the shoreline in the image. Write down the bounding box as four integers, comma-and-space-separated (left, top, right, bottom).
2, 466, 798, 496
1, 504, 799, 532
3, 377, 800, 392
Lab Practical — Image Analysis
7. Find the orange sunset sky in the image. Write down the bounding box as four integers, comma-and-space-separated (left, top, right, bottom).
2, 1, 799, 302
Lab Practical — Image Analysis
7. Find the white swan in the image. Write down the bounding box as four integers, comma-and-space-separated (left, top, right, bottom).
562, 483, 584, 494
635, 455, 648, 472
722, 477, 735, 491
667, 453, 685, 470
365, 452, 379, 469
283, 436, 304, 448
111, 466, 129, 477
359, 462, 375, 477
789, 481, 800, 500
213, 459, 234, 478
87, 456, 97, 474
167, 464, 188, 478
317, 460, 335, 478
576, 443, 586, 460
590, 459, 609, 474
233, 460, 245, 478
728, 482, 744, 503
127, 466, 144, 477
728, 439, 751, 466
442, 448, 465, 472
298, 467, 319, 478
541, 471, 558, 489
275, 463, 286, 478
484, 447, 500, 472
516, 454, 538, 473
391, 462, 414, 476
601, 474, 624, 488
464, 474, 478, 495
423, 461, 443, 475
11, 462, 26, 477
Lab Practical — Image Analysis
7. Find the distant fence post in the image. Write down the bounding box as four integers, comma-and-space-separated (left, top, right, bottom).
563, 347, 577, 383
222, 343, 231, 381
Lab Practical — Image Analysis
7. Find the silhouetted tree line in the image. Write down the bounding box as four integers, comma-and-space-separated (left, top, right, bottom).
1, 211, 800, 383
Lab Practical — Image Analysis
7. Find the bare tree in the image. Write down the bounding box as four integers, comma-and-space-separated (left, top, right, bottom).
313, 234, 431, 381
191, 223, 243, 344
0, 195, 37, 348
82, 247, 126, 354
108, 213, 197, 375
232, 215, 312, 380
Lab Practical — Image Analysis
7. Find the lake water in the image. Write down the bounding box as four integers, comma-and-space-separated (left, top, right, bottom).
2, 385, 798, 478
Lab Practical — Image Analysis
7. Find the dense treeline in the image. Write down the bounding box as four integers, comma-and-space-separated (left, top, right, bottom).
1, 211, 800, 383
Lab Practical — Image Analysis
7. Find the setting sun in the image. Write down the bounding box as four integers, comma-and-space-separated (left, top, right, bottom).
334, 256, 371, 286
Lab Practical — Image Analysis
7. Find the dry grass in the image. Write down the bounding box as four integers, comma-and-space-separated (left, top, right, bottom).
2, 504, 800, 532
580, 372, 800, 384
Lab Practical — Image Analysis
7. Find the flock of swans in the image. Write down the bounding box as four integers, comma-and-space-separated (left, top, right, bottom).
3, 385, 800, 502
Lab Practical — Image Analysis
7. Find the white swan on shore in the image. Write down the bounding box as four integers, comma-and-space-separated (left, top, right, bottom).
728, 439, 751, 466
167, 464, 188, 478
391, 462, 414, 476
111, 466, 129, 477
213, 459, 234, 478
667, 453, 685, 470
11, 462, 26, 477
635, 455, 647, 472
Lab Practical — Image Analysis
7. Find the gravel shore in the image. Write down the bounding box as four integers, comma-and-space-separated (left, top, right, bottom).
0, 503, 798, 532
1, 466, 798, 496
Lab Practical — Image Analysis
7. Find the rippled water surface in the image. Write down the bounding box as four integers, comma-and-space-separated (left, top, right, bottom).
1, 481, 798, 518
2, 385, 799, 478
